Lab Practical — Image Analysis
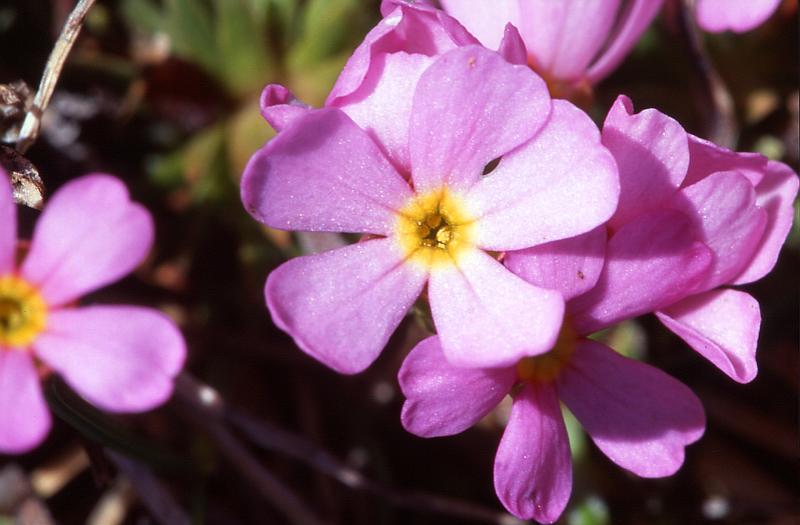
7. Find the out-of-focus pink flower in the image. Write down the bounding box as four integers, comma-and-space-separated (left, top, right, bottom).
569, 95, 799, 383
0, 173, 186, 454
695, 0, 782, 32
439, 0, 664, 95
241, 45, 619, 374
400, 226, 706, 521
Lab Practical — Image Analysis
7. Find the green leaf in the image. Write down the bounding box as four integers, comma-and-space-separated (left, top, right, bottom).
214, 0, 273, 96
164, 0, 219, 74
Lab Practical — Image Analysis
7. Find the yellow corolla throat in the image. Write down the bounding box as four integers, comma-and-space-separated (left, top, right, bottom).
516, 322, 578, 384
0, 275, 47, 348
395, 188, 476, 269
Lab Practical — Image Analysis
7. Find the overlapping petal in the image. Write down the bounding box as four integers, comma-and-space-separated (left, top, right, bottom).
587, 0, 665, 83
438, 0, 520, 50
399, 336, 515, 437
515, 0, 622, 82
505, 226, 606, 302
467, 100, 618, 251
21, 175, 154, 307
558, 340, 705, 477
570, 209, 713, 334
494, 383, 571, 524
266, 239, 427, 374
0, 351, 50, 453
0, 170, 15, 275
733, 161, 799, 284
260, 84, 312, 132
656, 289, 760, 383
696, 0, 781, 33
670, 171, 767, 290
409, 46, 550, 192
34, 306, 186, 412
683, 134, 768, 187
336, 52, 435, 171
602, 96, 689, 229
241, 108, 413, 235
428, 249, 563, 367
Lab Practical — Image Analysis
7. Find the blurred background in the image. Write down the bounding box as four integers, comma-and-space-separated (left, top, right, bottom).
0, 1, 797, 524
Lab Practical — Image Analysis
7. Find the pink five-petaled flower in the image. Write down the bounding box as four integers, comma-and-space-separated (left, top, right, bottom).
0, 172, 185, 454
400, 226, 706, 522
439, 0, 664, 95
568, 95, 798, 383
241, 45, 619, 374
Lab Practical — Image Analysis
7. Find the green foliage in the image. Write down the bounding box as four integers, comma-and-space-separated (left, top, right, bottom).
568, 496, 611, 525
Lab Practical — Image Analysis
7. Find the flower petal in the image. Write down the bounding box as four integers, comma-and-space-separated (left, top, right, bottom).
505, 226, 606, 302
21, 175, 153, 307
34, 306, 186, 412
733, 161, 799, 284
587, 0, 665, 83
570, 209, 713, 334
670, 171, 767, 290
330, 2, 476, 171
399, 336, 515, 437
494, 383, 571, 524
467, 99, 618, 251
602, 96, 689, 229
656, 289, 760, 383
0, 350, 50, 454
696, 0, 781, 33
684, 134, 768, 187
409, 45, 550, 193
497, 23, 527, 65
241, 108, 413, 235
429, 249, 564, 368
516, 0, 622, 82
266, 239, 426, 374
0, 169, 15, 275
260, 84, 311, 132
336, 52, 435, 172
439, 0, 520, 50
558, 340, 705, 477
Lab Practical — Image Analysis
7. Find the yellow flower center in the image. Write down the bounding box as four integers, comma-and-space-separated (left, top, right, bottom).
516, 321, 578, 384
0, 275, 47, 348
395, 188, 476, 269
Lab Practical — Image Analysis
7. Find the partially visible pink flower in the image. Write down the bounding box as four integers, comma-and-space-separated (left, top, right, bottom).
0, 172, 186, 454
242, 45, 619, 374
695, 0, 782, 32
401, 227, 706, 522
569, 95, 798, 383
439, 0, 664, 94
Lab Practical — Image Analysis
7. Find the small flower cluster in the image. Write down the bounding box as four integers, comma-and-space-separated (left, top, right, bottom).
243, 1, 796, 522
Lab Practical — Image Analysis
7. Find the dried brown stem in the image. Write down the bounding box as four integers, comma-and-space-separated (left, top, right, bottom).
672, 0, 738, 148
173, 374, 328, 525
175, 372, 519, 525
16, 0, 97, 153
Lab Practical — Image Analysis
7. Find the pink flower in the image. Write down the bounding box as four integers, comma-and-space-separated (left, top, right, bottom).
695, 0, 782, 32
400, 226, 706, 521
0, 173, 186, 454
568, 95, 798, 383
241, 45, 619, 374
439, 0, 664, 94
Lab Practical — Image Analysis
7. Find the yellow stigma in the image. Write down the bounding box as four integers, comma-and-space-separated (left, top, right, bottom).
516, 322, 578, 384
0, 275, 47, 348
395, 188, 476, 268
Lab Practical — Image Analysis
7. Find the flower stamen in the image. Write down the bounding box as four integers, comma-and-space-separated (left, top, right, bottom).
0, 275, 47, 348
